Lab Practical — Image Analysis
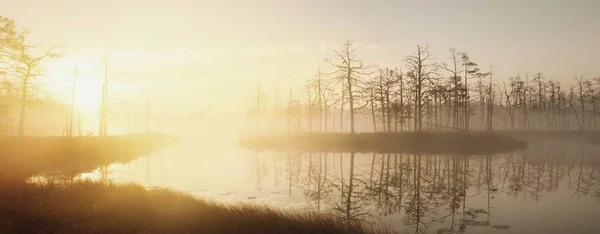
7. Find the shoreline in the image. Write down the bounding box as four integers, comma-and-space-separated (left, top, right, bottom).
0, 180, 376, 234
239, 131, 528, 155
0, 133, 178, 181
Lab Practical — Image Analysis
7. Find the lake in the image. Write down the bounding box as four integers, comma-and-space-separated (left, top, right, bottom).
79, 131, 600, 234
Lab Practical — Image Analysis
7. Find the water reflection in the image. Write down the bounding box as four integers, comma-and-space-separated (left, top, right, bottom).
78, 139, 600, 234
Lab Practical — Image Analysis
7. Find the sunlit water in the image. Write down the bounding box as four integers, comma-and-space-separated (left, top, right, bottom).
78, 129, 600, 234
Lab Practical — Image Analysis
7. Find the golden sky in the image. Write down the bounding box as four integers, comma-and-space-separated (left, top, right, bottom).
2, 0, 599, 115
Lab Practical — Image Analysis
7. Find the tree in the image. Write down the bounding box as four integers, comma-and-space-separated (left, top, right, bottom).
405, 45, 437, 131
574, 76, 587, 132
499, 77, 521, 129
532, 72, 545, 130
380, 68, 401, 131
99, 52, 120, 136
6, 30, 58, 136
365, 79, 379, 132
1, 16, 19, 66
303, 77, 318, 132
567, 86, 582, 131
365, 67, 399, 132
583, 79, 597, 130
320, 81, 336, 133
486, 66, 495, 130
439, 48, 463, 130
66, 64, 78, 137
474, 71, 490, 130
460, 52, 480, 130
326, 41, 370, 133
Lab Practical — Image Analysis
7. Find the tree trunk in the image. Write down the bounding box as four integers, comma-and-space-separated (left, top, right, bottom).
17, 76, 28, 136
347, 75, 356, 133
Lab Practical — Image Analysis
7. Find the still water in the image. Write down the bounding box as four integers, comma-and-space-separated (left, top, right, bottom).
82, 131, 600, 234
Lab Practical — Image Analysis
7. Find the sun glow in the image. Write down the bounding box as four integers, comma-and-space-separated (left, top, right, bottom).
72, 78, 102, 112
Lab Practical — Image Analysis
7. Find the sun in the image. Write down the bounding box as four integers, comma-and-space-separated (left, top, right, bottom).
73, 78, 102, 112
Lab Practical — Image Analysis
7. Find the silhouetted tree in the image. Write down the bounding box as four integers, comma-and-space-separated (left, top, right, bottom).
6, 31, 58, 136
439, 48, 463, 130
326, 41, 370, 133
460, 52, 480, 130
405, 45, 437, 131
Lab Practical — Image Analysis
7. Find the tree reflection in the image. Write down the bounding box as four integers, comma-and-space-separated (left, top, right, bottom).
257, 141, 600, 233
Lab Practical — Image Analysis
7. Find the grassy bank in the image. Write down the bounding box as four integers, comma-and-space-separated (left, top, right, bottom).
0, 181, 376, 234
0, 133, 178, 181
239, 132, 527, 155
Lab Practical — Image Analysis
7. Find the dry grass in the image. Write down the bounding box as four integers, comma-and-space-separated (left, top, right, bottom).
239, 131, 527, 155
0, 133, 178, 181
0, 181, 377, 234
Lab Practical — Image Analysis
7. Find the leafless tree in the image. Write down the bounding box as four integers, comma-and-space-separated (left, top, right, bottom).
574, 76, 587, 131
99, 52, 122, 136
405, 45, 437, 131
460, 52, 480, 130
326, 41, 370, 133
499, 78, 520, 129
439, 48, 463, 130
65, 64, 78, 137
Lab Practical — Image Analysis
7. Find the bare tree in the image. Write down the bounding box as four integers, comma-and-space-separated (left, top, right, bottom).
318, 78, 336, 132
532, 72, 545, 130
66, 64, 78, 137
326, 41, 370, 133
380, 68, 401, 131
567, 87, 581, 131
99, 52, 122, 136
499, 78, 520, 129
405, 45, 437, 131
439, 48, 463, 130
574, 76, 587, 132
460, 52, 479, 130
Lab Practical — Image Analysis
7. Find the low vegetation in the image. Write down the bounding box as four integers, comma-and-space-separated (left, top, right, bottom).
239, 131, 527, 155
0, 133, 178, 181
0, 180, 378, 234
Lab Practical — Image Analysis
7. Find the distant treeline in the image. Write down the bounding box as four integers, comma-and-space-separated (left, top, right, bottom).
245, 41, 600, 134
1, 16, 132, 137
239, 132, 527, 155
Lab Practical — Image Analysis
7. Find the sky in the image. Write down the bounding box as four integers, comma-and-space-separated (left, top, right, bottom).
1, 0, 599, 115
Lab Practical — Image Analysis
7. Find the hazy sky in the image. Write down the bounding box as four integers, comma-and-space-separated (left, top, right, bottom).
2, 0, 599, 114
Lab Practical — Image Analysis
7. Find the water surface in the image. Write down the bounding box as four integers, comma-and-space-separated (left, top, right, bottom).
83, 131, 600, 234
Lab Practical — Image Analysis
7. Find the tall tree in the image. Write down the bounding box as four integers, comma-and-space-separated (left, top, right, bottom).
66, 64, 78, 136
405, 45, 437, 131
574, 76, 586, 132
99, 53, 118, 136
439, 48, 463, 130
460, 52, 479, 130
584, 79, 597, 130
532, 72, 546, 130
486, 66, 494, 130
326, 41, 370, 133
499, 77, 521, 129
7, 31, 58, 136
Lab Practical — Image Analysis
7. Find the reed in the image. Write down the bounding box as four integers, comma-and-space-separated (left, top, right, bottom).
0, 180, 378, 234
